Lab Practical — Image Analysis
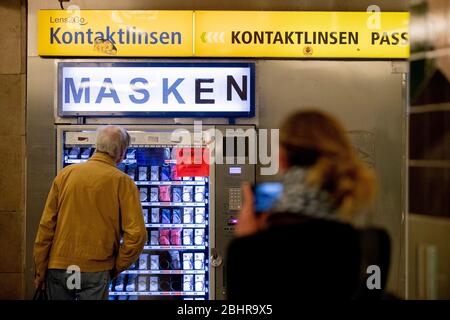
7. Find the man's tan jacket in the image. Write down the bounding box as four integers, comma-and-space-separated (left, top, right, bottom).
34, 152, 147, 282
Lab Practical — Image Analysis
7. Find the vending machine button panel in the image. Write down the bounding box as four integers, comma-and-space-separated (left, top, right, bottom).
228, 188, 242, 211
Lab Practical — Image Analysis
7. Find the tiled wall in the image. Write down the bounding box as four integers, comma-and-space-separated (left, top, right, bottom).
0, 0, 26, 299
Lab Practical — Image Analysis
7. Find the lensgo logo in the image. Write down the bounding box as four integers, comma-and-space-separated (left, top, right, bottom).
51, 5, 87, 31
50, 15, 87, 26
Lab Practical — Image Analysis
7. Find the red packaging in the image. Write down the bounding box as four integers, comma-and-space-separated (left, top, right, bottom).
159, 229, 170, 245
170, 228, 182, 245
159, 186, 171, 202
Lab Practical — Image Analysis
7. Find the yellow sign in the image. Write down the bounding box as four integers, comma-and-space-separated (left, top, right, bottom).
38, 10, 410, 58
195, 11, 410, 58
38, 10, 193, 56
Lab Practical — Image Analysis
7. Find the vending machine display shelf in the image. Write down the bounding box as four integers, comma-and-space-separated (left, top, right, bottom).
135, 181, 207, 186
109, 291, 206, 296
144, 245, 206, 250
65, 159, 138, 165
65, 159, 87, 164
122, 270, 206, 275
141, 202, 206, 207
145, 223, 206, 228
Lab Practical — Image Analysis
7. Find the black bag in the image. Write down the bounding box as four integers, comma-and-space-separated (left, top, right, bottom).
33, 288, 48, 300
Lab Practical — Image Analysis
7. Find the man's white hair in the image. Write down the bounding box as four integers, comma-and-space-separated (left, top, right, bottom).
96, 125, 130, 161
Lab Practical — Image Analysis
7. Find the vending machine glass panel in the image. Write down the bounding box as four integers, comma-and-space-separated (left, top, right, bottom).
60, 129, 211, 300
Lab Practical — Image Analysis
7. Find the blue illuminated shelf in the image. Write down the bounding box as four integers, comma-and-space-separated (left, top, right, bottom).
122, 270, 206, 275
135, 181, 206, 186
109, 291, 206, 296
65, 159, 88, 164
144, 245, 206, 250
141, 202, 206, 207
145, 223, 206, 228
65, 159, 138, 164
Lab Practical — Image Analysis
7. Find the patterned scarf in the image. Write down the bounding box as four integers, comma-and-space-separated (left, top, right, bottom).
272, 166, 339, 220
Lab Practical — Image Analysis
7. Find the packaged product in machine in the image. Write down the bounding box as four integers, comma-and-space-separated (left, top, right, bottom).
151, 208, 160, 223
138, 166, 148, 181
172, 187, 183, 203
68, 147, 80, 159
125, 276, 136, 292
150, 166, 159, 181
183, 229, 193, 245
183, 253, 194, 270
170, 164, 181, 180
150, 255, 159, 270
194, 229, 205, 245
183, 208, 194, 224
194, 253, 205, 270
163, 147, 172, 161
161, 208, 171, 224
169, 251, 181, 270
138, 276, 148, 291
170, 228, 182, 245
160, 164, 171, 181
195, 275, 205, 292
114, 274, 125, 291
80, 148, 91, 159
195, 208, 206, 224
126, 149, 136, 160
150, 230, 159, 245
172, 208, 182, 223
159, 229, 170, 245
159, 186, 171, 202
149, 187, 159, 202
149, 276, 158, 292
142, 208, 148, 224
139, 187, 148, 202
139, 254, 148, 270
194, 186, 206, 202
182, 186, 193, 202
183, 275, 194, 291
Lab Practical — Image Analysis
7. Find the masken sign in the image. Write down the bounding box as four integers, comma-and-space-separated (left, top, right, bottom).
58, 62, 255, 117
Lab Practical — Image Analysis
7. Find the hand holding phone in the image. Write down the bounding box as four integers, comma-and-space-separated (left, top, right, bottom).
253, 182, 284, 214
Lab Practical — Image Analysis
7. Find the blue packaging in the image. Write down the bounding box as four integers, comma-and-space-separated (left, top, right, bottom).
161, 209, 171, 224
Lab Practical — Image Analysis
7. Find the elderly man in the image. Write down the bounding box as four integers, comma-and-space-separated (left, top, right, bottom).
34, 125, 147, 300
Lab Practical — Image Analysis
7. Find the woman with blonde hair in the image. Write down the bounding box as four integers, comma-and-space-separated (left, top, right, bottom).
226, 110, 379, 300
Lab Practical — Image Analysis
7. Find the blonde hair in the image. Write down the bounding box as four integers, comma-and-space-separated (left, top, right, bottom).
280, 110, 376, 215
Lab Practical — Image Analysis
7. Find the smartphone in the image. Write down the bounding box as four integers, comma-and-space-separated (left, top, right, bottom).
253, 182, 284, 213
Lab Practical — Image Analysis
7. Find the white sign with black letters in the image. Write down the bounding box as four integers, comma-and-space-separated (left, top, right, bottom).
58, 62, 255, 117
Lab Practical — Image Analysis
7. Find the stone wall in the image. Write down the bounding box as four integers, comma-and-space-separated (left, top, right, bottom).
0, 0, 26, 299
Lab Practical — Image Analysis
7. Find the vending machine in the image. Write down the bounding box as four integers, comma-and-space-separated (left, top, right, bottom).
56, 125, 255, 300
52, 61, 255, 299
